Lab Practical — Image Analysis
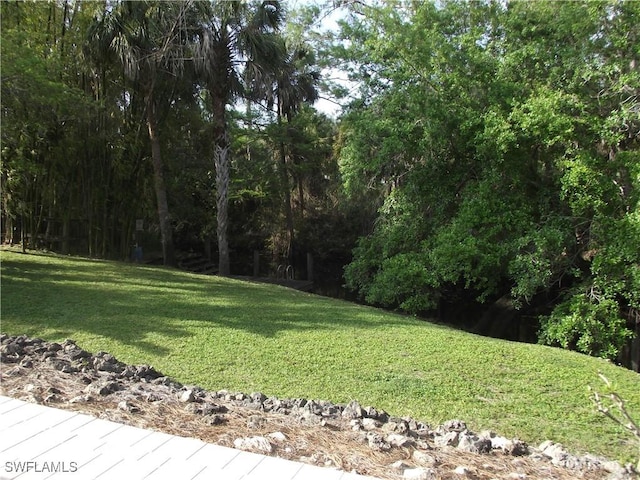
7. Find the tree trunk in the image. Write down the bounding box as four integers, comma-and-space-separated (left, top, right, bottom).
279, 142, 294, 261
277, 108, 294, 262
146, 93, 176, 267
213, 118, 231, 276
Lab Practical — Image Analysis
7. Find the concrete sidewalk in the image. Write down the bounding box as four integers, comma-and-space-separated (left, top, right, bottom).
0, 395, 382, 480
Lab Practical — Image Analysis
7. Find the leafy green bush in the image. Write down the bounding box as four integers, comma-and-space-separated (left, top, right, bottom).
540, 293, 633, 360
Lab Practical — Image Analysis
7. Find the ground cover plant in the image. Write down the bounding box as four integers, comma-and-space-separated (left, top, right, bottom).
1, 249, 639, 464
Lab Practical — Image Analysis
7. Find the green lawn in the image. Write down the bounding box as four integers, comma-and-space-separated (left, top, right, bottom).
1, 249, 638, 463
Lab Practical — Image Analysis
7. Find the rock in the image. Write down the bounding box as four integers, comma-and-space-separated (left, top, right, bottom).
363, 406, 378, 418
250, 392, 267, 404
182, 402, 227, 416
207, 414, 226, 425
442, 419, 467, 432
603, 460, 620, 473
1, 342, 20, 355
457, 432, 491, 454
92, 352, 126, 373
607, 464, 639, 480
48, 358, 78, 373
412, 450, 437, 466
390, 460, 410, 472
68, 394, 92, 404
362, 418, 380, 430
20, 358, 34, 368
247, 415, 266, 429
47, 342, 63, 352
85, 381, 120, 396
233, 436, 273, 453
349, 419, 362, 430
366, 432, 391, 451
298, 410, 322, 426
202, 403, 227, 415
320, 402, 341, 417
303, 400, 323, 416
342, 400, 364, 419
453, 466, 471, 475
268, 432, 286, 442
179, 389, 196, 403
403, 467, 435, 480
41, 351, 56, 360
68, 349, 91, 361
383, 418, 409, 434
135, 365, 163, 381
152, 377, 183, 390
117, 400, 140, 413
491, 436, 529, 456
434, 431, 459, 447
405, 417, 419, 431
539, 441, 576, 468
386, 433, 413, 448
121, 365, 137, 379
415, 439, 432, 451
292, 398, 307, 408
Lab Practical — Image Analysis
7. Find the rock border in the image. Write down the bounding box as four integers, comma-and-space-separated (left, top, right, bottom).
1, 334, 636, 480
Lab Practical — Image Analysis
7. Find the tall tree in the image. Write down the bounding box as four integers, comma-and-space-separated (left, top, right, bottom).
267, 42, 320, 261
194, 0, 284, 276
86, 0, 196, 266
337, 1, 639, 365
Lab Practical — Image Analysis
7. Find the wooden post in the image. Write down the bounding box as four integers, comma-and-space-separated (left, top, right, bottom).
253, 250, 260, 278
306, 253, 314, 282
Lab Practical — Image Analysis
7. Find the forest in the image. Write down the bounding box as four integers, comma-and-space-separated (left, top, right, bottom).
1, 0, 638, 370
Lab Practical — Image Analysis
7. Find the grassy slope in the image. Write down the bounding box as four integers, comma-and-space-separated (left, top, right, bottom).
1, 250, 638, 462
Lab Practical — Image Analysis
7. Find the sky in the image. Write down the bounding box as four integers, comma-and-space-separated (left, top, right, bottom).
286, 0, 354, 118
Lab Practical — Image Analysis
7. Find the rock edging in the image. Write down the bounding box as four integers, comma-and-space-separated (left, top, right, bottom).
1, 334, 636, 480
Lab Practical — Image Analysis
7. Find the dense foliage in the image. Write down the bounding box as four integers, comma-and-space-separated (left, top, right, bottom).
338, 1, 639, 363
1, 0, 638, 367
1, 0, 346, 274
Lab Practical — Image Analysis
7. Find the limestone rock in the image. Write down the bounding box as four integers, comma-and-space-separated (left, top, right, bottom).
247, 415, 266, 429
434, 431, 459, 447
362, 418, 380, 430
453, 465, 471, 475
233, 436, 273, 453
442, 419, 466, 432
403, 467, 435, 480
412, 450, 437, 466
268, 431, 286, 442
390, 460, 410, 472
366, 432, 391, 451
386, 433, 413, 448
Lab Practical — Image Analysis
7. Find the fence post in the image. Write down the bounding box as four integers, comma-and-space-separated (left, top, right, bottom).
306, 253, 314, 282
253, 250, 260, 278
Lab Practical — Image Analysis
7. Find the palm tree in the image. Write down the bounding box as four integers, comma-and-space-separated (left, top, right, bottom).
269, 42, 320, 261
86, 1, 196, 266
194, 0, 284, 276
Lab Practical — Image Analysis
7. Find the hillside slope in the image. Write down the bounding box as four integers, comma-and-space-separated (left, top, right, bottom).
1, 249, 638, 463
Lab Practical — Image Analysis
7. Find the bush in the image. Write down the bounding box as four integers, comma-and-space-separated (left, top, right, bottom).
540, 292, 633, 360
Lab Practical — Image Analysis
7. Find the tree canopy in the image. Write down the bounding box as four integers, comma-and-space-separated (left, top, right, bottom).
338, 0, 639, 363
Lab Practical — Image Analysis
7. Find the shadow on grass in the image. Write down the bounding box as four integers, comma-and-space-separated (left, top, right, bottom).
0, 252, 447, 348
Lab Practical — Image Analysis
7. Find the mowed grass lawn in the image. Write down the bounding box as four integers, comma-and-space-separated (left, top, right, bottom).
1, 250, 639, 463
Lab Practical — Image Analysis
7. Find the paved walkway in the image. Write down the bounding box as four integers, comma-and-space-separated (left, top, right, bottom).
0, 396, 381, 480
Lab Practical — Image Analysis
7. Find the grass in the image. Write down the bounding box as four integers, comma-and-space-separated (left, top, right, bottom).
1, 249, 639, 463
